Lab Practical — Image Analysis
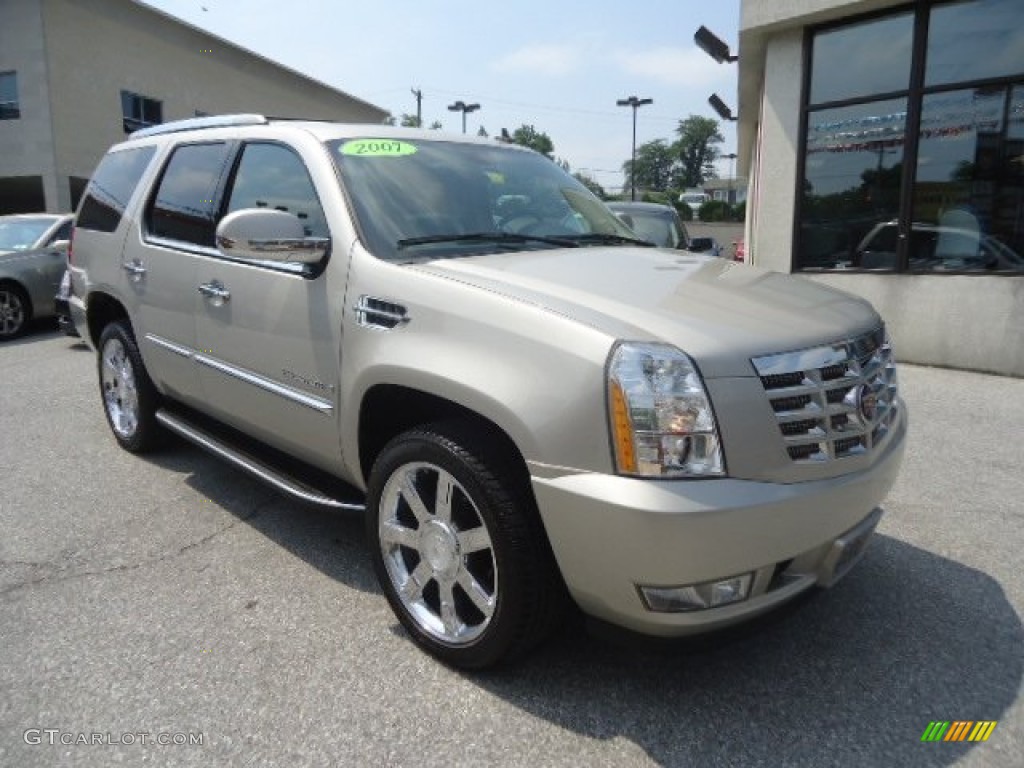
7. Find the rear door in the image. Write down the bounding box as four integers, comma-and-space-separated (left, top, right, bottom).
128, 141, 234, 405
193, 140, 341, 470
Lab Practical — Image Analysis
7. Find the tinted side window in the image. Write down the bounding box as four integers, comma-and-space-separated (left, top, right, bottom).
226, 143, 328, 238
147, 143, 231, 247
77, 146, 156, 233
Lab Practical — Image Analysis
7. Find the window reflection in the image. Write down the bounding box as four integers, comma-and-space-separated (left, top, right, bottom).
911, 87, 1024, 271
926, 0, 1024, 87
810, 13, 912, 104
799, 99, 906, 269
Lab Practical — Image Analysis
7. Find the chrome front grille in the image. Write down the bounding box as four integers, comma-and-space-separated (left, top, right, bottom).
752, 327, 900, 463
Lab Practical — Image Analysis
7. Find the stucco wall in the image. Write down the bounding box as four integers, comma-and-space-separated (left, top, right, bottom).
748, 29, 802, 273
0, 0, 58, 209
806, 273, 1024, 377
40, 0, 387, 210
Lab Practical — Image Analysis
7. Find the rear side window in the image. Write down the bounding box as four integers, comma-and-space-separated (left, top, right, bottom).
147, 142, 231, 247
77, 146, 156, 232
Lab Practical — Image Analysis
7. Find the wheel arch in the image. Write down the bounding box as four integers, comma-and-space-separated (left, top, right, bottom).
0, 278, 33, 318
357, 384, 534, 495
86, 291, 129, 348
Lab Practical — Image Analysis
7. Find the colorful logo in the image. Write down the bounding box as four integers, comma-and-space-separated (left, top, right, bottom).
921, 721, 997, 742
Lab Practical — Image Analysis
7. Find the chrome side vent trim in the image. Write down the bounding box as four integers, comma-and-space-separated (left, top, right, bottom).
752, 326, 901, 464
355, 295, 409, 330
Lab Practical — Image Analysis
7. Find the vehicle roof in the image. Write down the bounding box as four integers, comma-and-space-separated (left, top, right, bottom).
119, 113, 529, 152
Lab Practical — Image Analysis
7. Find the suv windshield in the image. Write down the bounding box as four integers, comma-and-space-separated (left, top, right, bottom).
330, 138, 638, 261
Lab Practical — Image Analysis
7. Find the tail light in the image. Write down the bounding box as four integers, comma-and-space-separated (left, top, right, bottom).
67, 225, 75, 265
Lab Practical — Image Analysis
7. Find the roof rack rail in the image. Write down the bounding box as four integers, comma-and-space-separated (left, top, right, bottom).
130, 114, 268, 139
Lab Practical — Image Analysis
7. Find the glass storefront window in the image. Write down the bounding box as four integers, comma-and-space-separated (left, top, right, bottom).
926, 0, 1024, 87
809, 12, 913, 104
799, 0, 1024, 274
799, 99, 907, 269
911, 87, 1024, 272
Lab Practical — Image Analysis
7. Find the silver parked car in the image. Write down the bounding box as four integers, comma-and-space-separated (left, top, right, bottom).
0, 213, 74, 340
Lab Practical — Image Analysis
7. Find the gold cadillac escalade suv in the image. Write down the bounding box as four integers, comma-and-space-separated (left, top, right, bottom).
68, 115, 906, 669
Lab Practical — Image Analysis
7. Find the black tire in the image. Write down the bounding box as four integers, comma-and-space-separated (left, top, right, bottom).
366, 422, 565, 669
0, 282, 31, 341
97, 320, 163, 452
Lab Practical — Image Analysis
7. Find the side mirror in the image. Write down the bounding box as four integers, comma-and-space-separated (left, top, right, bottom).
215, 209, 328, 265
50, 239, 70, 256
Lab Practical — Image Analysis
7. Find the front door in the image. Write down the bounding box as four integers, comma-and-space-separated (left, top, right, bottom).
193, 141, 341, 470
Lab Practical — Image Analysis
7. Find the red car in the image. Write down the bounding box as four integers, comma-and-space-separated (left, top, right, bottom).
732, 239, 745, 262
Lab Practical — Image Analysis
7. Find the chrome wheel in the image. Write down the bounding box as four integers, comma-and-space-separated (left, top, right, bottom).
100, 336, 140, 439
0, 288, 26, 338
378, 461, 497, 645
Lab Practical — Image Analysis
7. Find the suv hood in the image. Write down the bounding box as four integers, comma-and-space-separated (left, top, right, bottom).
412, 247, 880, 378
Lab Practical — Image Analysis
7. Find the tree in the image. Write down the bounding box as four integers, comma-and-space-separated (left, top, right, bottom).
674, 116, 724, 189
511, 124, 554, 158
573, 172, 606, 200
621, 139, 678, 195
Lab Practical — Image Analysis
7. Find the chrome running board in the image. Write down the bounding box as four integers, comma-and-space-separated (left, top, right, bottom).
155, 408, 365, 511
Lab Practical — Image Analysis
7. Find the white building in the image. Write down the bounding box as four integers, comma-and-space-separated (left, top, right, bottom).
0, 0, 387, 214
738, 0, 1023, 376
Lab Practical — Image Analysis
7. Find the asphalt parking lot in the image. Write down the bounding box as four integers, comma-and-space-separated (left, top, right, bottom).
2, 325, 1022, 767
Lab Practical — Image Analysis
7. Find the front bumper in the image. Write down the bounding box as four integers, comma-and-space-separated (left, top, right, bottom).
531, 412, 906, 637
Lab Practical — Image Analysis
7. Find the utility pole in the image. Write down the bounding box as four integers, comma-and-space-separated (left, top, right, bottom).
410, 87, 422, 128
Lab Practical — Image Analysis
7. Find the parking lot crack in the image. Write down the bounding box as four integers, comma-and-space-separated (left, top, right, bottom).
0, 503, 269, 600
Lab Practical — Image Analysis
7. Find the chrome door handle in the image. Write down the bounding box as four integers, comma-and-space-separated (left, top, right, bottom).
121, 260, 147, 280
197, 281, 231, 304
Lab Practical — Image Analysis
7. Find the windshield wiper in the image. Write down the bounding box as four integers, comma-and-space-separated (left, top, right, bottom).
397, 231, 579, 249
560, 233, 656, 247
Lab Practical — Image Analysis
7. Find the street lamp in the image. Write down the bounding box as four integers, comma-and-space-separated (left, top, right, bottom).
708, 94, 737, 122
694, 26, 737, 63
616, 95, 653, 201
722, 152, 737, 204
447, 100, 480, 134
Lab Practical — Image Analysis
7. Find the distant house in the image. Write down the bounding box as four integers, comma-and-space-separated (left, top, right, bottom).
0, 0, 387, 213
701, 178, 747, 206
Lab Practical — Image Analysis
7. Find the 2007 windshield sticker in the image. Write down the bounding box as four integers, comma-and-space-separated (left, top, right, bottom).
340, 139, 417, 157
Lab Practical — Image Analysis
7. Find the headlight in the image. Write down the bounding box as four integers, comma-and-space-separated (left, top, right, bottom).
607, 342, 724, 477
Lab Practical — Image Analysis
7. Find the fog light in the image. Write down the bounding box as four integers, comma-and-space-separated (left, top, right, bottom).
639, 573, 753, 612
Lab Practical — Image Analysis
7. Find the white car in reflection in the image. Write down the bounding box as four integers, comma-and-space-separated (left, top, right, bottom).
855, 220, 1023, 271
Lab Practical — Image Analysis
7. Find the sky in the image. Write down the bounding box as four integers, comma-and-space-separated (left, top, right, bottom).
139, 0, 740, 195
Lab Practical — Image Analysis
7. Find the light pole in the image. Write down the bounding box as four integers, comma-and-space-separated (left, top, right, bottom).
447, 100, 480, 134
722, 152, 737, 204
616, 95, 652, 201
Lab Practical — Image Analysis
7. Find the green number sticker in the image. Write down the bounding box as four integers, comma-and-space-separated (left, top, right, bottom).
340, 139, 417, 157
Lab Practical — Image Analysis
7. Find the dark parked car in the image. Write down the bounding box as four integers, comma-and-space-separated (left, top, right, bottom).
689, 236, 724, 258
607, 201, 690, 250
0, 213, 74, 340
